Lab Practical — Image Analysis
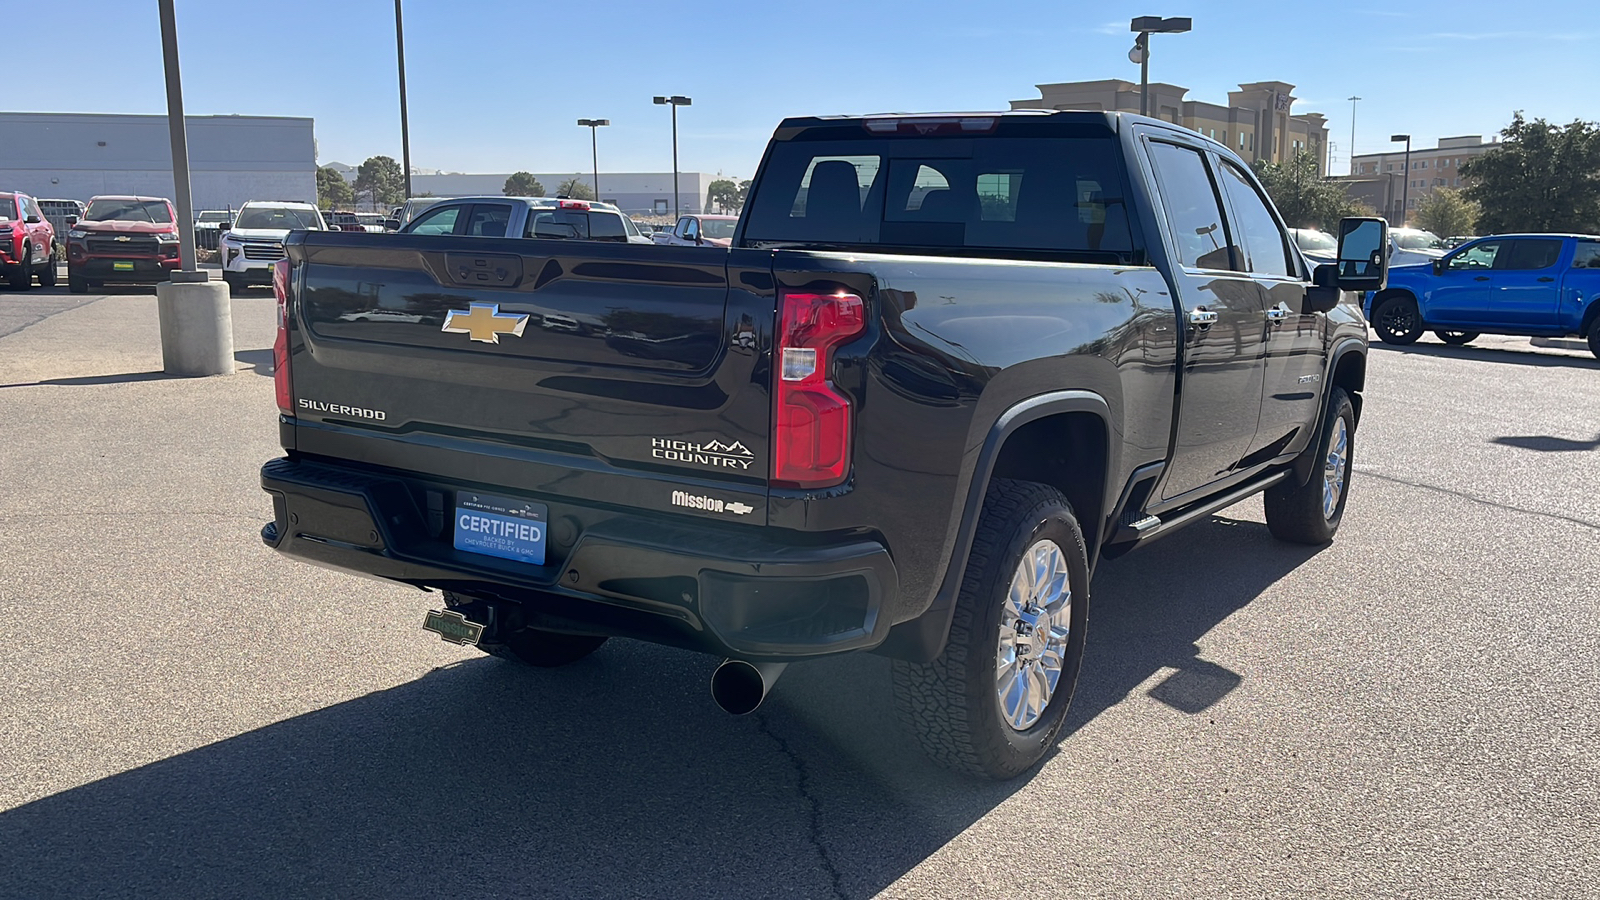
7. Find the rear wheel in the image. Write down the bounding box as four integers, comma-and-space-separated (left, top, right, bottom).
891, 479, 1090, 780
36, 257, 56, 288
1435, 330, 1477, 345
1264, 387, 1355, 545
443, 591, 608, 667
1373, 294, 1423, 345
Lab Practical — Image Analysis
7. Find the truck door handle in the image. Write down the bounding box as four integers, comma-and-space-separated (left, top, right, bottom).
1265, 305, 1289, 322
1188, 308, 1218, 326
1537, 276, 1555, 282
1474, 276, 1490, 281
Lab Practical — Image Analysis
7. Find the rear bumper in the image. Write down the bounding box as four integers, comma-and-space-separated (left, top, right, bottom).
260, 456, 898, 661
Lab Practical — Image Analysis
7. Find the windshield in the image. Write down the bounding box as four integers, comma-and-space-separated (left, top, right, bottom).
84, 199, 174, 223
702, 218, 738, 239
0, 195, 13, 221
196, 210, 230, 222
742, 127, 1136, 262
1395, 230, 1444, 250
235, 206, 323, 230
1293, 230, 1337, 253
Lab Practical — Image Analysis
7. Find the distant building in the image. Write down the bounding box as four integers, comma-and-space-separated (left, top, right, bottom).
1347, 135, 1500, 219
1011, 79, 1331, 175
0, 112, 316, 211
405, 171, 723, 218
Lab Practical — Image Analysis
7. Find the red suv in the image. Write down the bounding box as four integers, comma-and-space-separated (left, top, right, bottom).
1, 192, 58, 290
65, 195, 182, 293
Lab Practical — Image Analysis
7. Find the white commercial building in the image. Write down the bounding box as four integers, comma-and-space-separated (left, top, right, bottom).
406, 171, 722, 218
0, 112, 316, 211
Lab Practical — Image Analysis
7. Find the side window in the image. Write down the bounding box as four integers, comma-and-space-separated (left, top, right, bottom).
1572, 242, 1600, 269
684, 218, 700, 240
1502, 239, 1563, 271
675, 217, 692, 237
1447, 241, 1502, 271
408, 204, 462, 235
1217, 162, 1293, 277
1146, 141, 1235, 271
463, 204, 512, 237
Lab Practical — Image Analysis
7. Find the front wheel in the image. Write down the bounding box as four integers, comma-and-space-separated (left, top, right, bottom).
1264, 387, 1355, 545
1435, 330, 1478, 345
1588, 319, 1600, 360
1373, 295, 1423, 345
36, 257, 57, 288
891, 479, 1090, 780
7, 248, 32, 290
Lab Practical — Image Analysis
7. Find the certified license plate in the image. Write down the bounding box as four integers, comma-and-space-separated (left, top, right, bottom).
112, 261, 135, 271
453, 492, 547, 565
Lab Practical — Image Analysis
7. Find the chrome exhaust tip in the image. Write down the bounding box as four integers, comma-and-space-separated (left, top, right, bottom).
710, 659, 789, 715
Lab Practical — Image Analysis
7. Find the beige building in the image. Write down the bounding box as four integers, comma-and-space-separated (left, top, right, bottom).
1011, 79, 1330, 175
1348, 135, 1500, 214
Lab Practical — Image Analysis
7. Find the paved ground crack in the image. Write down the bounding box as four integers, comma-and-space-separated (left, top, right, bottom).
754, 712, 848, 900
1358, 469, 1600, 532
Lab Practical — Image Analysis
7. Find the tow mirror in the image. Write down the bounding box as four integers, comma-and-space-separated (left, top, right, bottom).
66, 214, 78, 226
25, 214, 41, 224
384, 218, 401, 232
1432, 258, 1445, 276
219, 221, 232, 231
1333, 217, 1389, 292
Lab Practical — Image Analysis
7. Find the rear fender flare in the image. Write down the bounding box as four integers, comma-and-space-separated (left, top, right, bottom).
873, 390, 1115, 662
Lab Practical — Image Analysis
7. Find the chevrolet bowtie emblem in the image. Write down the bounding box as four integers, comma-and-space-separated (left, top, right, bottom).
441, 303, 529, 344
114, 235, 131, 242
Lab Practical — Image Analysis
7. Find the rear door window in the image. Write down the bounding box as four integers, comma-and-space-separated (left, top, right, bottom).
464, 204, 512, 237
527, 210, 591, 240
1501, 239, 1562, 271
743, 130, 1135, 261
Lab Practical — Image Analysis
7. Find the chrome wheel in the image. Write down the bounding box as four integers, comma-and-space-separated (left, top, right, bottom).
995, 539, 1072, 732
1322, 416, 1349, 520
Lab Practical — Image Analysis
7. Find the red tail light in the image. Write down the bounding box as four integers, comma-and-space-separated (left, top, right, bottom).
772, 291, 865, 489
272, 258, 293, 415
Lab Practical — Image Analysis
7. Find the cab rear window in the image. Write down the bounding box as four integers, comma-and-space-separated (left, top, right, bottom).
743, 131, 1137, 262
527, 209, 628, 241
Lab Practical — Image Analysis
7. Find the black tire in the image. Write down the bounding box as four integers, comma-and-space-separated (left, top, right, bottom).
36, 258, 57, 288
1373, 294, 1423, 345
68, 272, 88, 294
7, 247, 32, 290
1434, 330, 1477, 345
891, 479, 1091, 780
1588, 319, 1600, 361
222, 273, 243, 293
443, 591, 607, 667
1264, 387, 1355, 545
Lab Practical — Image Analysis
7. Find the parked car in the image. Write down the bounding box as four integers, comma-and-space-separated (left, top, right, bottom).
218, 201, 328, 291
1389, 227, 1448, 267
651, 213, 739, 247
1288, 227, 1338, 266
1442, 235, 1476, 249
194, 209, 232, 250
400, 197, 652, 244
261, 109, 1385, 780
64, 195, 181, 293
1368, 233, 1600, 357
324, 210, 368, 233
0, 191, 57, 289
38, 198, 85, 254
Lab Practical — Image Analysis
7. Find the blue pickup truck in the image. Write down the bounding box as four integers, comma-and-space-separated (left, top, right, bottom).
1368, 233, 1600, 358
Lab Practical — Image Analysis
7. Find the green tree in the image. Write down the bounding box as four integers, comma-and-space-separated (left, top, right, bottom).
355, 156, 406, 208
1414, 188, 1479, 238
316, 166, 353, 210
503, 171, 545, 197
1253, 151, 1365, 232
1462, 113, 1600, 234
557, 177, 596, 200
707, 178, 743, 213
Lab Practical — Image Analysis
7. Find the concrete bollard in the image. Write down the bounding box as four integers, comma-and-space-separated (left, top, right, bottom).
157, 271, 234, 377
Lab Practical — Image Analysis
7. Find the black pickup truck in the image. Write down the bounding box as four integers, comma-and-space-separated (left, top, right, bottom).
261, 111, 1388, 779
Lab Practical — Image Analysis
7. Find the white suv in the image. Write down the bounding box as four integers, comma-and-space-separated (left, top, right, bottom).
219, 201, 327, 290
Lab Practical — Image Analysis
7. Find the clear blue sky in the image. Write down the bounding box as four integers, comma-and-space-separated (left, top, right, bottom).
17, 0, 1599, 180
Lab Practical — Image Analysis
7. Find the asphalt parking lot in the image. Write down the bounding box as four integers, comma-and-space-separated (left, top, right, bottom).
1, 281, 1596, 899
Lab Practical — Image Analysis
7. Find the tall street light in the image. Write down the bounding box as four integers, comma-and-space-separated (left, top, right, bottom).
577, 119, 609, 201
1391, 133, 1412, 225
1347, 96, 1361, 175
395, 0, 412, 202
1128, 16, 1192, 119
653, 95, 691, 219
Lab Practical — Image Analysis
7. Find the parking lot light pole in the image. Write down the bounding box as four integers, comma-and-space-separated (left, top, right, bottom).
156, 0, 233, 376
1129, 16, 1192, 118
1392, 133, 1412, 225
1348, 96, 1361, 175
654, 96, 691, 218
577, 119, 610, 200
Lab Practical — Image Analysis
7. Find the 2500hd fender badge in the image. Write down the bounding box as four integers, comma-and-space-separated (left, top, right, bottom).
651, 437, 754, 470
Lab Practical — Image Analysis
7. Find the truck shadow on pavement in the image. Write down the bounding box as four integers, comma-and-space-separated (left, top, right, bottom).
0, 515, 1320, 900
1370, 340, 1600, 369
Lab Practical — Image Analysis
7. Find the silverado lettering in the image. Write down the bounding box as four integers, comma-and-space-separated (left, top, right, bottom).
297, 399, 387, 421
261, 110, 1387, 780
